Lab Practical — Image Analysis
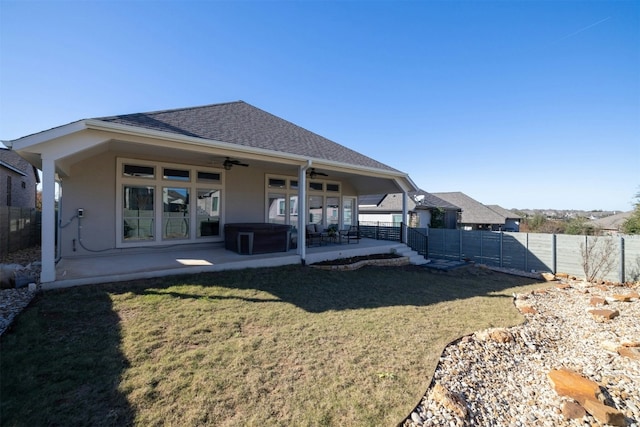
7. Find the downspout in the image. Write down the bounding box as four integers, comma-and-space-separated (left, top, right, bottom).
298, 160, 312, 265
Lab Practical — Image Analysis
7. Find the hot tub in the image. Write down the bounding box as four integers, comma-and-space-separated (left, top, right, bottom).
224, 223, 292, 255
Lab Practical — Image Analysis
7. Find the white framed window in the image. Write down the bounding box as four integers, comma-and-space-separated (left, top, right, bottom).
117, 158, 224, 247
266, 175, 300, 227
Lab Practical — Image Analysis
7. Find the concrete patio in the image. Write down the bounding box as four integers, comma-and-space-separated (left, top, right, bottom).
48, 238, 407, 290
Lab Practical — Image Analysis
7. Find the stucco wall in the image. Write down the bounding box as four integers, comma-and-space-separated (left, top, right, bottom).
59, 152, 116, 256
58, 151, 364, 258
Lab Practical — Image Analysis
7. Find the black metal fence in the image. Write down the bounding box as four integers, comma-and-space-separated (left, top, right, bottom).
407, 227, 428, 257
358, 221, 403, 242
357, 221, 429, 258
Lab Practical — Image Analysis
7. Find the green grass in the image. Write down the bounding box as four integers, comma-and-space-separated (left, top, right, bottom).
0, 264, 546, 426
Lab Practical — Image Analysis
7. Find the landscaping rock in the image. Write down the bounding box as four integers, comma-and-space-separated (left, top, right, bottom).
547, 369, 602, 405
561, 401, 586, 420
588, 309, 620, 321
403, 279, 640, 427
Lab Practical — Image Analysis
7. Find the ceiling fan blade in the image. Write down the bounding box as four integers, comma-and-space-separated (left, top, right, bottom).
309, 168, 328, 178
223, 157, 249, 170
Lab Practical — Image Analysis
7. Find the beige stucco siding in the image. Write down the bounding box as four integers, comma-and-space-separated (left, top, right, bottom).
224, 166, 266, 223
60, 152, 117, 257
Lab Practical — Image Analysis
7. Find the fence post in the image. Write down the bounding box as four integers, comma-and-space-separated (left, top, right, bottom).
619, 236, 625, 283
525, 233, 529, 272
459, 229, 463, 261
552, 234, 557, 274
500, 231, 503, 268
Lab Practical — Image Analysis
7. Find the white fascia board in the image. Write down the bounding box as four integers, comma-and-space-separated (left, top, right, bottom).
9, 121, 88, 151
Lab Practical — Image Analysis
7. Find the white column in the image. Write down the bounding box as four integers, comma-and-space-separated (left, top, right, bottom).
402, 191, 408, 243
298, 164, 308, 262
40, 156, 56, 282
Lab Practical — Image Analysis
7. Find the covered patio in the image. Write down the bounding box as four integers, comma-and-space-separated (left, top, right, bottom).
48, 238, 405, 290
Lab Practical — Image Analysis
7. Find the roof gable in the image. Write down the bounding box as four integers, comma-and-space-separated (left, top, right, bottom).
486, 204, 521, 219
432, 192, 506, 225
410, 190, 460, 210
95, 101, 399, 172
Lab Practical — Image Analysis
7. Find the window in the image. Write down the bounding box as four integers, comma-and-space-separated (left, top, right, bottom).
123, 186, 154, 240
343, 197, 356, 226
309, 182, 323, 191
309, 195, 323, 224
265, 174, 346, 230
163, 187, 189, 239
268, 178, 287, 189
124, 164, 154, 178
117, 158, 223, 246
197, 171, 221, 183
163, 168, 190, 181
197, 189, 220, 236
265, 176, 300, 227
326, 196, 339, 227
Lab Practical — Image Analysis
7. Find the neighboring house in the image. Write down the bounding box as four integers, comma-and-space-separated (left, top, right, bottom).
0, 147, 39, 208
485, 205, 521, 232
589, 211, 633, 235
7, 101, 417, 283
358, 189, 460, 229
431, 192, 521, 231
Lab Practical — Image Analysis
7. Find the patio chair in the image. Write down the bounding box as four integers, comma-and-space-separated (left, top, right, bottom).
339, 225, 360, 244
306, 224, 323, 247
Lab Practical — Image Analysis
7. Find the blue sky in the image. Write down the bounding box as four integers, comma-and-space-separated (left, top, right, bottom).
1, 0, 638, 211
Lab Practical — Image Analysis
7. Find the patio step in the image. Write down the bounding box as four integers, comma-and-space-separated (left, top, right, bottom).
391, 244, 430, 266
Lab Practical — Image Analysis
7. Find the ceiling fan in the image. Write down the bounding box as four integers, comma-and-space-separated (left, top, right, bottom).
308, 168, 328, 179
223, 157, 249, 170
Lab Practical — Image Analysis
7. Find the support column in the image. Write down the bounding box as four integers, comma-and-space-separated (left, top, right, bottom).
40, 157, 56, 283
297, 161, 311, 264
402, 191, 408, 243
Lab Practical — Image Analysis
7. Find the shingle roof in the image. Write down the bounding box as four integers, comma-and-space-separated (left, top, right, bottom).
486, 205, 521, 219
358, 190, 461, 212
432, 192, 506, 225
359, 194, 387, 206
590, 211, 633, 231
95, 101, 399, 172
411, 190, 460, 210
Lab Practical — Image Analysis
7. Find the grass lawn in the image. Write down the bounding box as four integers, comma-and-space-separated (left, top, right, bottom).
0, 264, 546, 426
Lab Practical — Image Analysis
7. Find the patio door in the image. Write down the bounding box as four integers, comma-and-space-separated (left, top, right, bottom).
117, 158, 224, 247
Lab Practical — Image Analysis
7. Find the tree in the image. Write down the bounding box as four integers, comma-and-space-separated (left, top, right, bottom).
580, 236, 617, 282
622, 190, 640, 235
565, 217, 598, 235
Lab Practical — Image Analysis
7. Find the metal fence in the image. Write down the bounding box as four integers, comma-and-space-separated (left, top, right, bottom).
0, 207, 41, 258
428, 228, 640, 283
407, 227, 428, 258
358, 221, 403, 242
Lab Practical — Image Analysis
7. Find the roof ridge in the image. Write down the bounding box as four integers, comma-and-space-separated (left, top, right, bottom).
94, 100, 246, 120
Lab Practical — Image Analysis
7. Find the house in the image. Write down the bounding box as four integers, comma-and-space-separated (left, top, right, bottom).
485, 205, 521, 232
6, 101, 417, 283
358, 190, 460, 229
0, 147, 40, 208
589, 211, 633, 235
431, 192, 521, 231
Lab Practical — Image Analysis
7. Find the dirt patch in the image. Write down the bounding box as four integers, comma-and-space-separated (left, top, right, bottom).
312, 253, 402, 266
